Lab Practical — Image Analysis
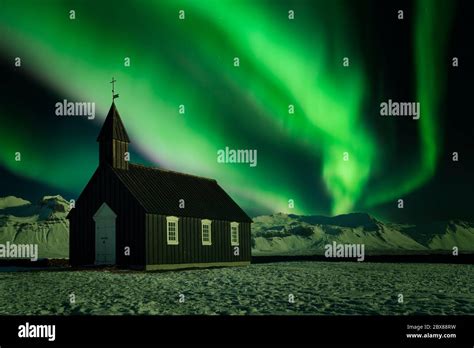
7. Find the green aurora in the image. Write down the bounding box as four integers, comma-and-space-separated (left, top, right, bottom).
0, 0, 458, 219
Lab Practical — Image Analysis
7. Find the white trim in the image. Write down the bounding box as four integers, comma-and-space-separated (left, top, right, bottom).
93, 202, 117, 220
230, 222, 239, 246
201, 219, 212, 246
166, 216, 179, 245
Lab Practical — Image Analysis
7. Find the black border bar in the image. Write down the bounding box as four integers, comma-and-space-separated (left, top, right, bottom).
0, 315, 473, 345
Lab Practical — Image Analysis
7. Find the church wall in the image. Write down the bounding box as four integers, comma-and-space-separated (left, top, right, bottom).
145, 214, 251, 266
69, 165, 146, 267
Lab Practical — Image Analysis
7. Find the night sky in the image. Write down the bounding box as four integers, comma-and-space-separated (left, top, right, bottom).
0, 0, 472, 223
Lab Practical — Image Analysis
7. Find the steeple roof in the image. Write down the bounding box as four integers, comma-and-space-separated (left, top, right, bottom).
97, 102, 130, 142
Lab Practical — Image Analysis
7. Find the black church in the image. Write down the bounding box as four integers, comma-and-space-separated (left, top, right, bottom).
68, 101, 252, 270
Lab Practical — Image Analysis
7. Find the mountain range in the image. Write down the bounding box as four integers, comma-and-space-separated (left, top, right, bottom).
0, 195, 473, 259
252, 212, 474, 255
0, 195, 69, 258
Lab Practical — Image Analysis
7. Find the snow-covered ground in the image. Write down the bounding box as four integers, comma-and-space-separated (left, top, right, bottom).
0, 262, 472, 315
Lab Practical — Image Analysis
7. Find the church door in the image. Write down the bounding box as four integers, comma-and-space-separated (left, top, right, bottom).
93, 202, 117, 265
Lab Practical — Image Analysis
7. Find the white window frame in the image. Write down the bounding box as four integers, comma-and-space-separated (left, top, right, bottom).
201, 219, 212, 246
166, 216, 179, 245
230, 222, 239, 246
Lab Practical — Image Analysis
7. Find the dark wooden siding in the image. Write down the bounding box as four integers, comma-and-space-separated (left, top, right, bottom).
99, 140, 128, 170
112, 140, 129, 170
69, 164, 145, 267
145, 215, 251, 265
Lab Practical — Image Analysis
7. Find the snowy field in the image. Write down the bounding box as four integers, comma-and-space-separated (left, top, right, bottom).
0, 262, 473, 315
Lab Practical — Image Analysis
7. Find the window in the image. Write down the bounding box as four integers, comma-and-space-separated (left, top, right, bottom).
166, 216, 179, 245
230, 222, 239, 246
201, 219, 212, 246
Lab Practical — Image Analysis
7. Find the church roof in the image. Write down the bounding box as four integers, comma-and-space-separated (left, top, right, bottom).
97, 102, 130, 142
112, 163, 252, 222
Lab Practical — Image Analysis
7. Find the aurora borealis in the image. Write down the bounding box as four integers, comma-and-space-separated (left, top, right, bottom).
0, 0, 472, 223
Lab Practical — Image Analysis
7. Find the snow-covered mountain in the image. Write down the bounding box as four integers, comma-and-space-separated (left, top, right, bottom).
1, 195, 473, 259
0, 196, 31, 209
252, 212, 474, 255
0, 195, 70, 258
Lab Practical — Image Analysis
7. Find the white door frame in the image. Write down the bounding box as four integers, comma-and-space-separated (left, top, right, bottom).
93, 202, 117, 265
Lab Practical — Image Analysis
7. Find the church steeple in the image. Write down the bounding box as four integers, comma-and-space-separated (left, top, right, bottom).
97, 102, 130, 170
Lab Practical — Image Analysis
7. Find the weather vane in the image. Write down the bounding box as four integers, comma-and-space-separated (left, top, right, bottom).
110, 77, 119, 100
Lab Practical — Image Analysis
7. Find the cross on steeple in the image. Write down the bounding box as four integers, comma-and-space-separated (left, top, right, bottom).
110, 77, 119, 100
